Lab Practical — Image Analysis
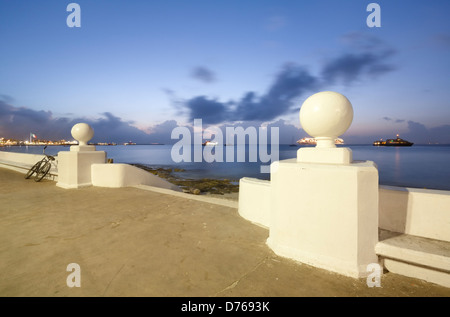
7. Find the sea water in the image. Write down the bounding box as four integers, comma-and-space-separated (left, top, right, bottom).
2, 144, 449, 190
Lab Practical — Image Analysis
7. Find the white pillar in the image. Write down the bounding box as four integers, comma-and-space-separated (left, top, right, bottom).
57, 123, 106, 189
267, 91, 379, 278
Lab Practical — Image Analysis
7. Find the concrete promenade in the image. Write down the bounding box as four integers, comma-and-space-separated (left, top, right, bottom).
0, 167, 449, 297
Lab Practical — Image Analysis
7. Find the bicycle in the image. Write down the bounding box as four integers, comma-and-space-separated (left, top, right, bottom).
25, 146, 57, 182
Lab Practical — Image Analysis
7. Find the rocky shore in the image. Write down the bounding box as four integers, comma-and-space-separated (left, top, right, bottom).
131, 164, 240, 196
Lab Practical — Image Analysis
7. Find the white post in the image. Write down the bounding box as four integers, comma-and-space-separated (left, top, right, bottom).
56, 123, 106, 189
267, 91, 379, 278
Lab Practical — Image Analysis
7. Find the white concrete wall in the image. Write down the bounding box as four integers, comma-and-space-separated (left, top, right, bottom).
0, 151, 58, 176
91, 163, 181, 191
238, 179, 450, 244
238, 177, 271, 228
379, 185, 450, 242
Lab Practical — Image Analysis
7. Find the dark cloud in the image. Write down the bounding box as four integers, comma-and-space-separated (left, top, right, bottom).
185, 96, 231, 125
0, 100, 65, 140
322, 32, 396, 84
382, 117, 405, 123
403, 120, 430, 143
184, 64, 318, 124
427, 124, 450, 143
0, 100, 181, 144
191, 66, 216, 83
402, 120, 450, 144
406, 120, 428, 134
146, 120, 181, 144
85, 112, 150, 143
265, 119, 304, 144
321, 50, 396, 85
181, 33, 396, 124
235, 65, 318, 121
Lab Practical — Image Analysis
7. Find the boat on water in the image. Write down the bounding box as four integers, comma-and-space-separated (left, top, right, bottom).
202, 141, 219, 146
373, 134, 413, 146
296, 137, 344, 145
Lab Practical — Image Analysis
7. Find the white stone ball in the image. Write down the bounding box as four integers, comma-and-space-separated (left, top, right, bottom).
300, 91, 353, 138
71, 123, 94, 146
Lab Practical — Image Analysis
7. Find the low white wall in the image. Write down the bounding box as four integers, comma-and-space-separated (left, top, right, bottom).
238, 179, 450, 243
91, 163, 181, 191
379, 185, 450, 242
0, 151, 58, 176
238, 177, 271, 228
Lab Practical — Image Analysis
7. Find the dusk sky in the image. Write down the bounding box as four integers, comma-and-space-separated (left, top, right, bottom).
1, 0, 450, 144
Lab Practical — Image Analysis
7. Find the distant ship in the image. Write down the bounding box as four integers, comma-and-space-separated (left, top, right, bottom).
202, 140, 219, 146
373, 134, 413, 146
296, 137, 344, 145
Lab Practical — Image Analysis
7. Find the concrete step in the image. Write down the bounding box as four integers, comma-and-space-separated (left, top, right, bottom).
376, 231, 450, 288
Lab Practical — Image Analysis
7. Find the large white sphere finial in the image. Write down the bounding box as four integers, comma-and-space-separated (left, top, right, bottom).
300, 91, 353, 148
71, 123, 94, 146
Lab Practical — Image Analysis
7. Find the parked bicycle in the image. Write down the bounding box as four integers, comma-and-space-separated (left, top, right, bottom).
25, 146, 56, 182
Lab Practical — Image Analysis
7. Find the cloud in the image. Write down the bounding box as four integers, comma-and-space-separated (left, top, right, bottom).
321, 50, 396, 85
382, 117, 405, 123
191, 66, 216, 83
185, 96, 232, 125
322, 32, 396, 84
236, 65, 318, 121
184, 64, 318, 124
180, 32, 397, 125
86, 112, 151, 143
402, 120, 450, 144
145, 120, 181, 144
265, 119, 304, 144
0, 100, 65, 140
0, 100, 182, 144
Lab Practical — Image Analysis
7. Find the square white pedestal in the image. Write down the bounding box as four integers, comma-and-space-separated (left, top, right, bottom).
57, 149, 106, 189
267, 158, 379, 278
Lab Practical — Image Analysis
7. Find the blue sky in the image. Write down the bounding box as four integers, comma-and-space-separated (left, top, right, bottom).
1, 0, 450, 144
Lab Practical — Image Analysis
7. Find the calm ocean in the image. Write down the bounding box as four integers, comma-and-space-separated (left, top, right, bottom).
2, 144, 450, 190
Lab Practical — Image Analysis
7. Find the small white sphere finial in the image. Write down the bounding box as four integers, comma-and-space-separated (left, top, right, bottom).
299, 91, 353, 148
71, 123, 94, 146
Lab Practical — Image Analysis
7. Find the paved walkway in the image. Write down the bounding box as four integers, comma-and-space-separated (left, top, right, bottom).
0, 167, 449, 297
